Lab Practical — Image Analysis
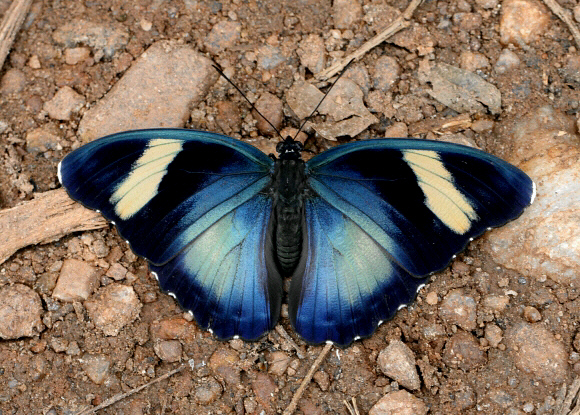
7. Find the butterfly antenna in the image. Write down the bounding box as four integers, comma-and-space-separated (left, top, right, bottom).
293, 58, 355, 141
212, 64, 284, 140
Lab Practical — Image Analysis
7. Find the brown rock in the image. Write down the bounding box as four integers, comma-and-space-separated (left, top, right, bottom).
26, 124, 61, 153
443, 331, 487, 370
204, 20, 241, 54
64, 47, 91, 65
53, 259, 98, 302
105, 263, 127, 281
372, 56, 401, 92
500, 0, 550, 46
377, 340, 421, 390
150, 316, 198, 342
252, 373, 277, 409
209, 347, 241, 385
332, 0, 362, 29
0, 68, 26, 94
369, 390, 428, 415
506, 323, 568, 384
482, 294, 510, 313
267, 351, 291, 376
215, 100, 241, 135
194, 377, 223, 404
85, 284, 142, 336
312, 370, 330, 391
0, 284, 44, 339
253, 92, 284, 136
439, 289, 477, 331
297, 34, 326, 74
81, 354, 110, 385
523, 306, 542, 323
43, 86, 86, 120
153, 340, 182, 362
485, 323, 504, 348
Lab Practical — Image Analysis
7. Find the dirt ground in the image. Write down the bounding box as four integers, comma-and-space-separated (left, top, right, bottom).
1, 0, 580, 414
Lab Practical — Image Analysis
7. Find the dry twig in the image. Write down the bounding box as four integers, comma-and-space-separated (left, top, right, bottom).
275, 325, 305, 359
282, 342, 333, 415
314, 0, 423, 82
0, 189, 107, 265
344, 397, 361, 415
0, 0, 33, 70
555, 378, 580, 415
542, 0, 580, 49
75, 365, 185, 415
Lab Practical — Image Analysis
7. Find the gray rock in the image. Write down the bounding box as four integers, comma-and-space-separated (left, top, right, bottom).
500, 0, 550, 46
44, 86, 85, 121
495, 49, 521, 74
369, 390, 428, 415
53, 259, 98, 302
204, 20, 241, 55
85, 284, 142, 336
0, 284, 44, 339
506, 323, 568, 384
332, 0, 362, 29
372, 56, 400, 92
52, 19, 129, 59
443, 331, 487, 370
81, 354, 110, 384
377, 340, 421, 390
484, 106, 580, 285
153, 339, 182, 362
0, 68, 26, 94
78, 41, 218, 142
439, 289, 477, 331
256, 45, 286, 70
297, 34, 326, 74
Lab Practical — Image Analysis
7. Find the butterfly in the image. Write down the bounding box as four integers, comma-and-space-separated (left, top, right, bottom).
58, 129, 535, 346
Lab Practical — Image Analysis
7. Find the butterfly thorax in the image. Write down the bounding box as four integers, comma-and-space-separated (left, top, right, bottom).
270, 156, 306, 276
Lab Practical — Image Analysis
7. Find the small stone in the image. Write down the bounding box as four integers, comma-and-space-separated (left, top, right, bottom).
204, 20, 241, 54
471, 119, 495, 133
1, 68, 26, 94
485, 323, 503, 348
85, 284, 142, 336
65, 47, 91, 65
139, 18, 153, 31
0, 284, 44, 339
332, 0, 362, 29
384, 122, 408, 138
523, 306, 542, 322
153, 340, 182, 362
443, 331, 487, 370
256, 45, 286, 70
106, 263, 127, 281
439, 289, 477, 331
372, 56, 400, 92
425, 291, 438, 305
297, 34, 326, 74
51, 337, 68, 353
377, 340, 421, 390
575, 5, 580, 23
460, 51, 490, 72
495, 49, 521, 74
91, 239, 109, 258
53, 259, 98, 302
44, 86, 86, 121
209, 347, 241, 385
268, 351, 291, 376
81, 354, 110, 385
312, 371, 330, 391
28, 55, 41, 69
369, 390, 428, 415
26, 125, 61, 153
390, 26, 436, 56
194, 377, 223, 404
52, 19, 129, 59
215, 100, 241, 135
475, 0, 499, 9
252, 373, 277, 409
506, 323, 568, 384
253, 92, 284, 136
562, 55, 580, 85
150, 316, 198, 342
482, 294, 510, 313
67, 340, 81, 356
500, 0, 550, 46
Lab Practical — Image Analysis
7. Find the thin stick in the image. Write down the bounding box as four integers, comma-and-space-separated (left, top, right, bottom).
275, 325, 305, 359
314, 0, 423, 82
282, 342, 333, 415
75, 365, 185, 415
542, 0, 580, 48
344, 397, 361, 415
0, 0, 33, 70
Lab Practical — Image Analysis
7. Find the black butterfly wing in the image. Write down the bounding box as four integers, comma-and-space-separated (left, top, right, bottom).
59, 129, 282, 340
290, 139, 534, 346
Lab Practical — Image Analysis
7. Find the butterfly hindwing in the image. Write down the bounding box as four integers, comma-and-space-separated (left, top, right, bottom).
59, 129, 282, 341
289, 139, 534, 346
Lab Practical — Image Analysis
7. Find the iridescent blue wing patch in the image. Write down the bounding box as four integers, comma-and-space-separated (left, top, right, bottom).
59, 129, 281, 340
290, 139, 534, 346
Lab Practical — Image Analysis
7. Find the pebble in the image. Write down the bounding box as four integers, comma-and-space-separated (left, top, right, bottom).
500, 0, 550, 46
85, 284, 142, 336
475, 0, 499, 9
209, 347, 241, 385
150, 316, 198, 342
64, 47, 91, 65
52, 19, 129, 59
256, 45, 286, 70
390, 26, 436, 56
91, 239, 109, 258
297, 34, 326, 74
460, 51, 490, 72
204, 20, 241, 54
0, 68, 26, 94
312, 370, 330, 391
0, 284, 44, 339
482, 294, 510, 313
253, 92, 284, 135
28, 55, 41, 69
439, 289, 477, 331
53, 259, 98, 302
443, 331, 487, 370
194, 377, 223, 404
384, 122, 408, 138
215, 100, 241, 135
252, 373, 277, 409
345, 64, 371, 95
506, 323, 568, 384
485, 323, 504, 348
372, 56, 400, 92
422, 321, 446, 340
332, 0, 362, 29
523, 306, 542, 323
153, 339, 182, 362
471, 119, 495, 133
26, 124, 61, 153
495, 49, 521, 74
105, 263, 127, 281
81, 354, 111, 385
377, 340, 421, 390
425, 291, 438, 305
562, 55, 580, 85
453, 12, 483, 31
575, 5, 580, 23
78, 41, 218, 141
369, 389, 428, 415
267, 351, 291, 376
43, 86, 86, 121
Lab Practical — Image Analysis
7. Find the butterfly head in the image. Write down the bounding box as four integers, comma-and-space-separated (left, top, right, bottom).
276, 137, 303, 160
